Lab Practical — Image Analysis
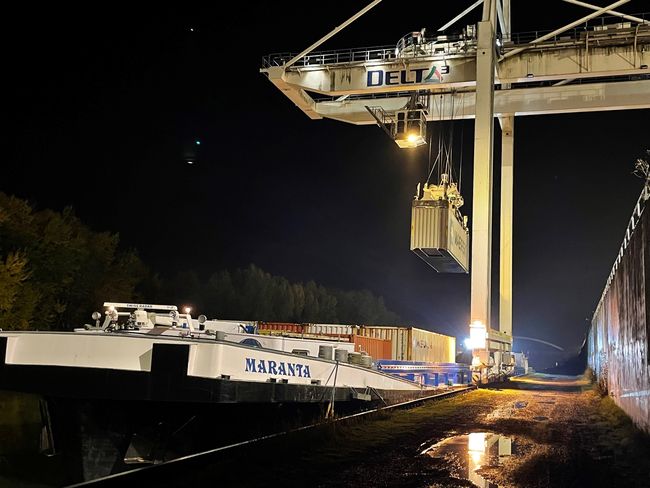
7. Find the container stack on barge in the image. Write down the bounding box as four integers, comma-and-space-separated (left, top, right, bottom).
257, 322, 469, 386
0, 302, 470, 483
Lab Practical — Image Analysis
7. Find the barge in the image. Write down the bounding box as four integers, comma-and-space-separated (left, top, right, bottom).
0, 302, 468, 483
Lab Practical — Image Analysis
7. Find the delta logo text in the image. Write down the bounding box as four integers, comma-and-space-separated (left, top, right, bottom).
367, 66, 449, 87
245, 357, 312, 378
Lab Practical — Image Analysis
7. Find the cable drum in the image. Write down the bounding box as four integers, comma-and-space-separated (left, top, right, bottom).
360, 354, 373, 368
348, 352, 363, 365
334, 348, 349, 363
318, 345, 333, 360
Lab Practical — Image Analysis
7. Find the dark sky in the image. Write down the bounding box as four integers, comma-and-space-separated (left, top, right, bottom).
2, 1, 648, 367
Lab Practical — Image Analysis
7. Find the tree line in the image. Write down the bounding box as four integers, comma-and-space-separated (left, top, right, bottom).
0, 193, 400, 329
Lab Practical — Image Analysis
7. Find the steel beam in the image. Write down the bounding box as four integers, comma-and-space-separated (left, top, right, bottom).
285, 0, 383, 68
270, 44, 649, 96
311, 80, 650, 123
499, 115, 514, 337
264, 66, 322, 119
561, 0, 650, 26
501, 0, 512, 42
438, 0, 484, 32
501, 0, 631, 59
471, 0, 497, 330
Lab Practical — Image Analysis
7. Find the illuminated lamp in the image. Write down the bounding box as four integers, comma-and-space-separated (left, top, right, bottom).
394, 109, 427, 148
469, 320, 487, 349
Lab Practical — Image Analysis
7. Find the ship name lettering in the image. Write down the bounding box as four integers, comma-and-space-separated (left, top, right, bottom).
244, 358, 311, 378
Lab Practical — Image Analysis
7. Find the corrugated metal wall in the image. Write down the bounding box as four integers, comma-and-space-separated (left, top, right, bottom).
358, 326, 456, 363
358, 327, 411, 360
410, 328, 456, 363
352, 336, 392, 360
257, 322, 307, 334
589, 193, 650, 433
410, 203, 448, 250
306, 324, 356, 336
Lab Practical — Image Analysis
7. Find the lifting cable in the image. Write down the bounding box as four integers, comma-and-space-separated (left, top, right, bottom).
458, 125, 465, 195
426, 94, 444, 185
427, 120, 433, 180
428, 93, 456, 187
425, 93, 463, 189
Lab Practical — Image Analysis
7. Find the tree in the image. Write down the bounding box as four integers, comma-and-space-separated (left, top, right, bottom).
0, 193, 401, 328
0, 193, 147, 329
177, 263, 402, 325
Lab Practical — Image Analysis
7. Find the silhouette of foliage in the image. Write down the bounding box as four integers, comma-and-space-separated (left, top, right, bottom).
153, 264, 402, 325
0, 194, 401, 329
0, 193, 146, 329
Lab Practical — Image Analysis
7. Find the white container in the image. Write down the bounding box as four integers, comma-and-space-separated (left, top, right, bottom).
411, 199, 469, 273
306, 324, 356, 336
358, 326, 456, 363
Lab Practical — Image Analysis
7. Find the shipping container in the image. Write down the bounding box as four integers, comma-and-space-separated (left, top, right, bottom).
410, 327, 456, 363
306, 324, 358, 336
257, 322, 356, 343
257, 322, 307, 334
358, 326, 456, 363
357, 326, 410, 360
352, 335, 392, 360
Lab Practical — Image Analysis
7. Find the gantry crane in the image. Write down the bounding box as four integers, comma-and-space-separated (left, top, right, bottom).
260, 0, 650, 383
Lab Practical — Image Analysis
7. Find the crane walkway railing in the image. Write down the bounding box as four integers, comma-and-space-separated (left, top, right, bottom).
262, 45, 396, 69
262, 12, 650, 71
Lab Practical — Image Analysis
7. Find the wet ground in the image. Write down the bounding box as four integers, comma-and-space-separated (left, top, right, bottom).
143, 373, 650, 488
3, 374, 650, 487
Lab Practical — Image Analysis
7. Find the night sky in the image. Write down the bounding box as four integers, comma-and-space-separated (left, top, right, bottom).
3, 2, 649, 368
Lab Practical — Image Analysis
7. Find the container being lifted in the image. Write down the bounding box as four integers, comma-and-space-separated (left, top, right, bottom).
410, 174, 469, 273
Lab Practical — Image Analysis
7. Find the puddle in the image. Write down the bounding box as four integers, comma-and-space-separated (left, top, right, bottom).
514, 401, 528, 409
421, 432, 514, 487
533, 416, 549, 421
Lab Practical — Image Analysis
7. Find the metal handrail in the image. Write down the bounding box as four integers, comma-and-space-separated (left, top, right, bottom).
262, 11, 649, 70
508, 10, 649, 44
262, 45, 396, 69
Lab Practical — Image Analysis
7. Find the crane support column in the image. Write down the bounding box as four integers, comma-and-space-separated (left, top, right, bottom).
499, 115, 514, 337
470, 0, 497, 384
470, 0, 496, 329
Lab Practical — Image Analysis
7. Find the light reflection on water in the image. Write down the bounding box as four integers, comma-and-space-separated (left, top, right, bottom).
422, 432, 513, 488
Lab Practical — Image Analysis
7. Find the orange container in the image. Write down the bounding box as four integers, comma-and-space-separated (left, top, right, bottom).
352, 335, 392, 360
257, 322, 307, 334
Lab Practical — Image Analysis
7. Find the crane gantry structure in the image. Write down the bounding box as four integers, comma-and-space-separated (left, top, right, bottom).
260, 0, 650, 383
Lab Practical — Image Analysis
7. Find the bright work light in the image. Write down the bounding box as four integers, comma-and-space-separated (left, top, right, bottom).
469, 320, 487, 349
